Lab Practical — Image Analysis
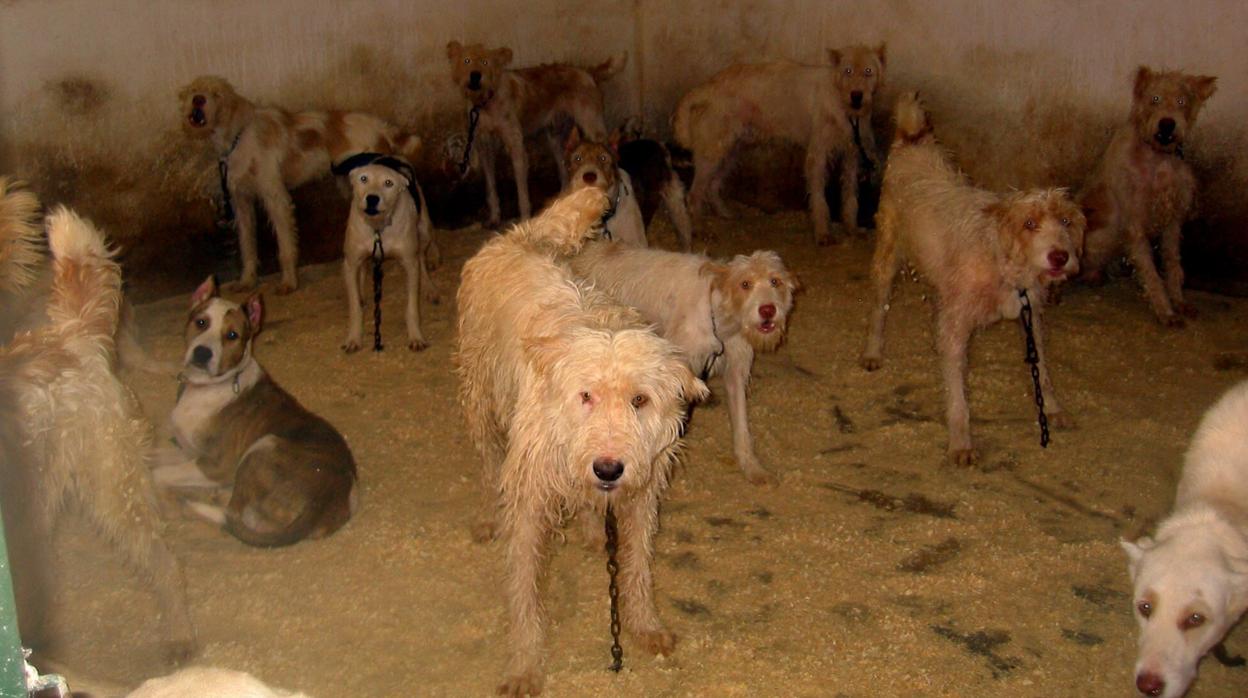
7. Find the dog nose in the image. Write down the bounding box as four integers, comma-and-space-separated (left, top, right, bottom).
468, 71, 482, 89
1158, 118, 1176, 135
192, 95, 206, 107
758, 303, 777, 320
592, 458, 624, 483
1135, 672, 1165, 696
365, 194, 380, 209
850, 90, 864, 108
190, 345, 212, 367
1048, 250, 1069, 269
582, 171, 597, 185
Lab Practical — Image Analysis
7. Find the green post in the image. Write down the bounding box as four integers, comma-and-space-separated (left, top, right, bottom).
0, 512, 26, 698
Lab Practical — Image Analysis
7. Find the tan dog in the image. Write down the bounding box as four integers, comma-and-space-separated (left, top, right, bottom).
673, 44, 885, 245
860, 93, 1085, 465
456, 188, 707, 695
1078, 66, 1217, 327
563, 126, 647, 247
156, 277, 357, 546
446, 41, 627, 227
572, 243, 798, 484
0, 204, 196, 663
178, 75, 422, 294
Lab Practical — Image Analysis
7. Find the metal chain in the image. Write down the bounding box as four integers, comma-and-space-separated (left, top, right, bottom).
604, 505, 623, 672
372, 233, 385, 352
1018, 289, 1050, 447
457, 106, 481, 178
849, 117, 875, 182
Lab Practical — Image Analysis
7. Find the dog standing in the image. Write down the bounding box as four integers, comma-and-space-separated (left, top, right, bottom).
1122, 379, 1248, 698
456, 188, 707, 695
672, 44, 884, 245
572, 243, 797, 484
860, 93, 1085, 465
337, 156, 439, 352
178, 75, 422, 294
1078, 66, 1217, 327
446, 41, 627, 228
0, 204, 196, 663
156, 277, 357, 547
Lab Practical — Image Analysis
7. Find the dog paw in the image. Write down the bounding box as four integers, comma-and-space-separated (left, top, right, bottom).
1048, 411, 1077, 430
1161, 313, 1187, 329
496, 672, 543, 696
859, 355, 883, 372
343, 340, 361, 354
815, 233, 835, 247
408, 338, 430, 352
275, 281, 297, 296
635, 628, 678, 656
949, 448, 978, 466
1176, 302, 1199, 319
742, 467, 780, 487
161, 638, 198, 667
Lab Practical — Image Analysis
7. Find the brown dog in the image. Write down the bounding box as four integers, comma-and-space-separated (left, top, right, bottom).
446, 41, 627, 227
1078, 66, 1217, 327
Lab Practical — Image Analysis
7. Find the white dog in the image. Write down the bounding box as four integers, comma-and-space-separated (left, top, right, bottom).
336, 155, 439, 352
1122, 380, 1248, 697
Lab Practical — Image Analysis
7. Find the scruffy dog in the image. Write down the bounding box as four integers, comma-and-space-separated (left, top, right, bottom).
1122, 380, 1248, 698
572, 242, 797, 484
337, 155, 439, 352
1078, 66, 1217, 327
0, 204, 196, 663
564, 126, 694, 251
128, 666, 310, 698
860, 93, 1085, 465
456, 188, 707, 695
156, 277, 357, 547
178, 75, 422, 294
446, 41, 627, 228
672, 44, 885, 245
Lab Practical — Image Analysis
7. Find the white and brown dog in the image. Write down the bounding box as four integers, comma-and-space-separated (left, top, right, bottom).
157, 277, 357, 547
446, 41, 627, 227
335, 154, 440, 353
178, 75, 422, 294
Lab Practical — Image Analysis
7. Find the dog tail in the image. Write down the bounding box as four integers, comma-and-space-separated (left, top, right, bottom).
892, 91, 934, 146
0, 178, 44, 295
671, 95, 705, 149
394, 130, 423, 167
222, 484, 339, 549
589, 51, 628, 84
511, 187, 609, 255
44, 206, 122, 343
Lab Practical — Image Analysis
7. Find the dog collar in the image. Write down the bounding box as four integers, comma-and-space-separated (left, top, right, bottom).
598, 180, 628, 237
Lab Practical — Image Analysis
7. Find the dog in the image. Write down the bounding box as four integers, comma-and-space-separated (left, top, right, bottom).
860, 92, 1085, 465
1122, 379, 1248, 697
1077, 67, 1217, 328
336, 155, 440, 352
571, 242, 797, 484
564, 126, 694, 251
672, 44, 885, 245
128, 666, 310, 698
155, 276, 357, 547
456, 188, 707, 695
0, 203, 196, 664
446, 41, 627, 228
178, 75, 423, 294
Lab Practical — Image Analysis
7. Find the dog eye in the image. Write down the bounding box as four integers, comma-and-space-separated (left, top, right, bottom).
599, 154, 607, 163
195, 318, 207, 329
740, 280, 752, 290
359, 175, 368, 183
1183, 613, 1205, 629
864, 68, 873, 76
384, 179, 394, 188
1137, 601, 1152, 618
226, 330, 239, 341
631, 394, 649, 409
574, 155, 581, 162
1024, 218, 1037, 230
580, 391, 592, 404
844, 67, 853, 75
481, 59, 489, 66
770, 278, 780, 287
464, 58, 470, 65
1151, 95, 1161, 104
1177, 97, 1186, 106
1060, 217, 1071, 227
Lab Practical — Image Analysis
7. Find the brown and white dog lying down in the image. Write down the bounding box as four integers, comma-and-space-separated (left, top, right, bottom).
860, 92, 1085, 465
1078, 66, 1217, 327
564, 126, 694, 251
446, 41, 627, 227
178, 75, 422, 295
127, 666, 310, 698
571, 242, 798, 485
155, 277, 357, 547
672, 44, 885, 245
0, 204, 196, 664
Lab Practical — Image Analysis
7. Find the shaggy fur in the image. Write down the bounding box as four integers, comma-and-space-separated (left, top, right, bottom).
178, 75, 422, 294
1122, 380, 1248, 698
860, 93, 1086, 465
128, 666, 310, 698
672, 44, 885, 245
446, 41, 627, 228
456, 188, 707, 695
1078, 66, 1217, 327
0, 205, 196, 663
571, 242, 797, 484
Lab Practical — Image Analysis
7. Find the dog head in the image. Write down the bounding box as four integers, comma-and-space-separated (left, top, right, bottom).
829, 43, 886, 115
1130, 67, 1217, 155
177, 75, 241, 138
447, 41, 512, 107
565, 126, 620, 193
526, 327, 708, 498
348, 162, 412, 231
985, 189, 1086, 288
1122, 523, 1248, 697
703, 251, 800, 353
182, 276, 262, 381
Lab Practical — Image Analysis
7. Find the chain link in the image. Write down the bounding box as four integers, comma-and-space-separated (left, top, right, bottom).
372, 233, 385, 352
849, 116, 875, 183
1018, 289, 1049, 448
604, 505, 624, 672
457, 106, 481, 178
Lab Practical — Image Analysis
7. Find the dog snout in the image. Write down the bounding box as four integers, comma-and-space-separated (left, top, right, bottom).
190, 345, 213, 368
592, 457, 624, 483
758, 303, 777, 320
191, 95, 206, 107
365, 194, 380, 211
582, 171, 598, 185
1135, 671, 1165, 696
468, 71, 482, 90
1048, 249, 1070, 269
850, 90, 864, 109
1157, 118, 1176, 136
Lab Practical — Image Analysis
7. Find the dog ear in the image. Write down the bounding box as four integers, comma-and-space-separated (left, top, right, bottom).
827, 48, 842, 67
565, 125, 582, 154
1190, 75, 1218, 103
494, 47, 514, 67
698, 261, 730, 288
608, 127, 622, 156
875, 42, 887, 70
523, 334, 569, 379
244, 293, 264, 334
1120, 537, 1154, 576
447, 41, 462, 62
1133, 66, 1154, 100
191, 275, 218, 307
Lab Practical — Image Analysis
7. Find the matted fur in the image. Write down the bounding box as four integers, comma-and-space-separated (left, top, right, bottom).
0, 206, 196, 663
1078, 66, 1218, 327
455, 187, 707, 695
446, 41, 627, 227
0, 177, 43, 294
672, 44, 885, 245
860, 92, 1085, 465
571, 242, 797, 484
178, 75, 423, 294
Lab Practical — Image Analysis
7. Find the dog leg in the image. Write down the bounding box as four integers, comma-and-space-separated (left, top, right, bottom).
258, 180, 299, 294
229, 192, 260, 291
616, 491, 676, 656
399, 250, 429, 352
662, 175, 695, 252
546, 130, 569, 189
499, 495, 548, 696
417, 215, 441, 306
1125, 233, 1180, 326
500, 123, 532, 220
861, 203, 900, 370
938, 307, 977, 465
342, 253, 365, 353
838, 148, 861, 238
152, 460, 220, 489
480, 140, 503, 229
804, 140, 833, 245
723, 337, 775, 485
1160, 222, 1195, 319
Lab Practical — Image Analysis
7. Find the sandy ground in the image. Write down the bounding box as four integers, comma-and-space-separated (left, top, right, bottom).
32, 209, 1248, 697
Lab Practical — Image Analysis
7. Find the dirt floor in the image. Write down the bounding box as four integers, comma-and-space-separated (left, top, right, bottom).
35, 208, 1248, 697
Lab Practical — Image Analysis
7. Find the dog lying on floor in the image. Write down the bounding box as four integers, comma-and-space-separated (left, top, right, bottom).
1122, 379, 1248, 698
155, 277, 357, 547
178, 75, 423, 295
860, 92, 1085, 465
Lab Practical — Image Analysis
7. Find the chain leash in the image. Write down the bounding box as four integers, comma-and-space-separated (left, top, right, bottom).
604, 505, 624, 672
457, 106, 481, 178
372, 232, 385, 352
1018, 289, 1049, 447
849, 117, 875, 183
